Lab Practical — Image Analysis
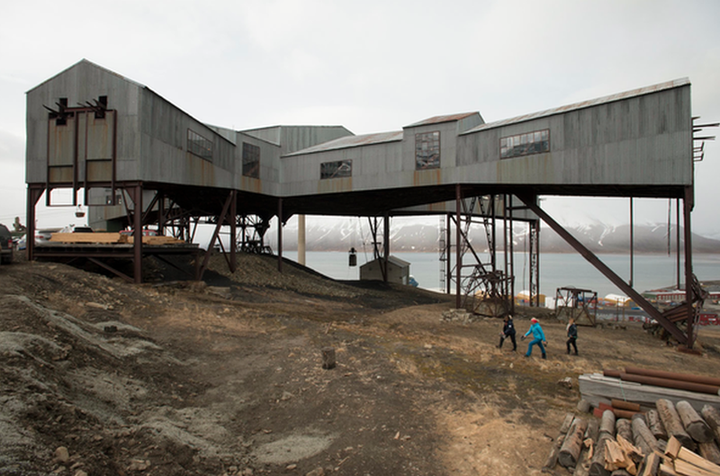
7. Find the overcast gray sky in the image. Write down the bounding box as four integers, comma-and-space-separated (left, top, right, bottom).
1, 0, 719, 236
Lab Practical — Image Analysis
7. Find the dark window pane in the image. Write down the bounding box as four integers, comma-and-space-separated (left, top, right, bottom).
320, 160, 352, 179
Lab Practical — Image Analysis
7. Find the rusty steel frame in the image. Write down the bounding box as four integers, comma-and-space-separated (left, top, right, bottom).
518, 191, 701, 347
448, 186, 516, 317
555, 287, 598, 327
367, 216, 389, 282
44, 103, 118, 209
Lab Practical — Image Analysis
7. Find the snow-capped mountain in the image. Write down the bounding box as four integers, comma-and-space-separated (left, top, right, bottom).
271, 217, 720, 254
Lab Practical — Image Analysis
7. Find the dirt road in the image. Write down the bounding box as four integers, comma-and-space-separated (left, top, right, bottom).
2, 253, 719, 475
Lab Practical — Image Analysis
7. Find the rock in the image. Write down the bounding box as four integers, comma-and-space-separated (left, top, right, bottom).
557, 377, 573, 389
127, 459, 151, 471
306, 468, 325, 476
74, 470, 88, 476
286, 463, 297, 470
54, 446, 70, 464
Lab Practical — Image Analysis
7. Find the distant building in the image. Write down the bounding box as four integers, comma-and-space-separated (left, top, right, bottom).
360, 256, 411, 285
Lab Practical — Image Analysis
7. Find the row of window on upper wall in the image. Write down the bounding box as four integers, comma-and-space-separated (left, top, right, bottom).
186, 131, 261, 179
500, 129, 550, 159
316, 132, 443, 180
313, 128, 552, 181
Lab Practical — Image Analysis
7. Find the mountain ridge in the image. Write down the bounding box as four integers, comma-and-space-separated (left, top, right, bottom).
271, 221, 720, 254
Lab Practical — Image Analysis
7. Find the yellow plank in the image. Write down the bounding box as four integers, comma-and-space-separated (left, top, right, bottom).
49, 232, 123, 244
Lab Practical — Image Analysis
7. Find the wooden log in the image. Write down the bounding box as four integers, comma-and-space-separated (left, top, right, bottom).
633, 431, 653, 458
321, 347, 336, 369
542, 434, 565, 473
600, 409, 616, 437
701, 405, 720, 446
560, 413, 577, 434
589, 434, 612, 476
632, 414, 660, 452
658, 462, 680, 476
612, 399, 641, 412
586, 419, 600, 443
559, 418, 589, 468
573, 445, 591, 476
610, 470, 630, 476
698, 440, 720, 465
646, 409, 668, 441
676, 400, 714, 443
656, 399, 696, 450
616, 418, 633, 443
542, 413, 577, 473
675, 445, 720, 475
638, 452, 660, 476
578, 398, 592, 413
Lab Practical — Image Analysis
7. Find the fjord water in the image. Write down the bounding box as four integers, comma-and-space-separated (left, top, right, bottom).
282, 251, 720, 299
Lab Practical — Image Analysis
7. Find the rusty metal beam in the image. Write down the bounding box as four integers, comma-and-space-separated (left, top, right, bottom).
455, 184, 462, 309
230, 190, 236, 273
277, 197, 283, 273
198, 191, 234, 280
132, 183, 143, 284
87, 257, 133, 283
517, 193, 688, 345
683, 186, 696, 347
26, 185, 44, 262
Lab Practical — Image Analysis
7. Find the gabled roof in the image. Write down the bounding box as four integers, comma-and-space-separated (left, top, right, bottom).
26, 58, 146, 94
462, 78, 690, 134
284, 131, 403, 156
404, 112, 480, 128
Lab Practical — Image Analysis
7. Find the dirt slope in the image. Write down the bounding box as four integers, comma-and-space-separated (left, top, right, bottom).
1, 253, 719, 476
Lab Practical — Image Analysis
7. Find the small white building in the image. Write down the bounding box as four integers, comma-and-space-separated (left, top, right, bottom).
360, 256, 411, 285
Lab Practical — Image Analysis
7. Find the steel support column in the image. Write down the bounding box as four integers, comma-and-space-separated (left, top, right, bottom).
383, 212, 389, 283
455, 184, 462, 309
683, 186, 695, 347
230, 190, 236, 273
198, 191, 234, 280
446, 213, 452, 294
518, 193, 688, 345
277, 198, 283, 273
26, 186, 44, 261
132, 183, 143, 284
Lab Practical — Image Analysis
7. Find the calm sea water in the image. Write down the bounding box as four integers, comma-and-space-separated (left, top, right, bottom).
282, 250, 720, 299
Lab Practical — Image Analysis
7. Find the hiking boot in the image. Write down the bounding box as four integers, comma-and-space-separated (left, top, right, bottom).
542, 353, 547, 360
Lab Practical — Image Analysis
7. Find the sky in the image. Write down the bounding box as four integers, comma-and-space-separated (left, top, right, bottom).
1, 0, 719, 237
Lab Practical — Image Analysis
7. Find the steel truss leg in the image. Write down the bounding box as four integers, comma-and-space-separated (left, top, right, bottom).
517, 193, 690, 346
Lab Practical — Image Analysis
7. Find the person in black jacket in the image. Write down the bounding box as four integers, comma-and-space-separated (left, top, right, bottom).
566, 318, 578, 355
498, 315, 517, 351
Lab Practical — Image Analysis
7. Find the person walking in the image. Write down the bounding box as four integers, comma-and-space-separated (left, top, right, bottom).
522, 317, 547, 359
498, 315, 517, 351
566, 318, 578, 355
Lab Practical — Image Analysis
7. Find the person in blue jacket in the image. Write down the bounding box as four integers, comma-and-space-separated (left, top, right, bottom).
522, 317, 547, 359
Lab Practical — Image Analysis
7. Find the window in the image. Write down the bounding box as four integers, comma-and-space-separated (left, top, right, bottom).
242, 142, 260, 178
55, 97, 69, 126
320, 160, 352, 179
415, 131, 440, 169
187, 129, 213, 161
500, 129, 549, 159
95, 95, 108, 119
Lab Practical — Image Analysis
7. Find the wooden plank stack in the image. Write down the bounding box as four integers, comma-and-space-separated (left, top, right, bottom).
49, 232, 186, 246
542, 397, 720, 475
